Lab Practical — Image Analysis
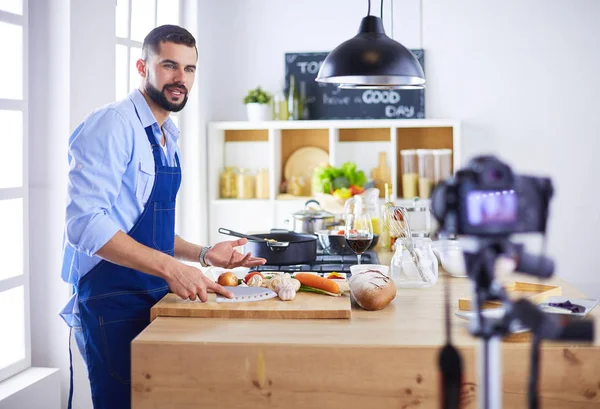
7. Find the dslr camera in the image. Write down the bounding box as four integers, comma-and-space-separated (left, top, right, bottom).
431, 155, 554, 237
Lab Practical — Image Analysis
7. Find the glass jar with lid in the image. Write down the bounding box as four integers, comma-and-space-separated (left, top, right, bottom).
219, 166, 237, 198
236, 168, 255, 199
255, 168, 270, 199
390, 237, 438, 288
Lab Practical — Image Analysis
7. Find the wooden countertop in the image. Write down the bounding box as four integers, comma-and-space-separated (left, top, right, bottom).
132, 251, 600, 409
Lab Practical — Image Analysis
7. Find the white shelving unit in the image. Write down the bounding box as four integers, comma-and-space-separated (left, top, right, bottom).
206, 119, 462, 245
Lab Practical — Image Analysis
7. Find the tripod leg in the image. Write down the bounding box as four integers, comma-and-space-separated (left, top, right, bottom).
478, 336, 502, 409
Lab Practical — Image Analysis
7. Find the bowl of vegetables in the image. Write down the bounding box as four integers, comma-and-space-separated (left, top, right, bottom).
312, 162, 368, 201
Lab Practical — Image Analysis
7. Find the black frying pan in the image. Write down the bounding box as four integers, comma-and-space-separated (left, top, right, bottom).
219, 228, 317, 265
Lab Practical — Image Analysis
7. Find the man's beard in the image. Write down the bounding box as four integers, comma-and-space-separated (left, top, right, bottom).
145, 82, 189, 112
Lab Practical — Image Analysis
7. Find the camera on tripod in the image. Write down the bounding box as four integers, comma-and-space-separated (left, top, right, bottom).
431, 155, 553, 237
430, 155, 594, 409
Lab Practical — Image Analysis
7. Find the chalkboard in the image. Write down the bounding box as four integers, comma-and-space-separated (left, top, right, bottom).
284, 50, 425, 120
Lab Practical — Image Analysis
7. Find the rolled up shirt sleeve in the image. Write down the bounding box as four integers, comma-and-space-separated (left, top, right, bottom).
65, 108, 133, 256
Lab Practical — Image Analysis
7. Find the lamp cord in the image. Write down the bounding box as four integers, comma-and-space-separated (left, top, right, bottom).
380, 0, 384, 18
367, 0, 371, 16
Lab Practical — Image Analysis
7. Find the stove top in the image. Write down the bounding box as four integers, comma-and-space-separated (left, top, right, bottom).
249, 250, 379, 276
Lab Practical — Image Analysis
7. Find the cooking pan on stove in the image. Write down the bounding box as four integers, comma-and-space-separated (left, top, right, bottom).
219, 228, 317, 265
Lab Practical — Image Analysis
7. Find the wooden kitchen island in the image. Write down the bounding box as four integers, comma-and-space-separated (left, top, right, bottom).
131, 252, 600, 409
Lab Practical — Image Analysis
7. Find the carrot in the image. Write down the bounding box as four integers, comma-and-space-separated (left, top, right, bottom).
294, 273, 341, 295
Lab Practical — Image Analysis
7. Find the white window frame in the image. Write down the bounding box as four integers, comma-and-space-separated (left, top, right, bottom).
0, 1, 31, 383
116, 0, 182, 100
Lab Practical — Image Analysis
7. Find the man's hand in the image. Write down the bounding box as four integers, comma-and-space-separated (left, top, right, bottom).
164, 262, 233, 302
205, 238, 267, 268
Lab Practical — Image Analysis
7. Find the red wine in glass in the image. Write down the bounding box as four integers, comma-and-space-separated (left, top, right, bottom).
346, 236, 372, 254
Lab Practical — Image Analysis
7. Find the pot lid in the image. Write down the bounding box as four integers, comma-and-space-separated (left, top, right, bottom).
292, 200, 334, 220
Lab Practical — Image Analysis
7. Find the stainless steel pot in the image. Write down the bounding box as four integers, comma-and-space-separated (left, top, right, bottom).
286, 199, 335, 234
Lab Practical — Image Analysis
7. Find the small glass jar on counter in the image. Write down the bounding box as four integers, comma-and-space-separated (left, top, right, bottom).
390, 237, 438, 288
255, 168, 270, 199
236, 168, 255, 199
219, 166, 237, 198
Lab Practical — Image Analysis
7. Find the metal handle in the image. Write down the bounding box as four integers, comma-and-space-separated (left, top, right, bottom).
304, 199, 321, 209
218, 228, 267, 242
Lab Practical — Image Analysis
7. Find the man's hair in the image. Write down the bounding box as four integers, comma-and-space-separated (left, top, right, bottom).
142, 24, 197, 59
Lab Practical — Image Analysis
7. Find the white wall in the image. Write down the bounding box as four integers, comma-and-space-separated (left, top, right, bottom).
420, 0, 600, 295
22, 0, 600, 408
28, 1, 114, 408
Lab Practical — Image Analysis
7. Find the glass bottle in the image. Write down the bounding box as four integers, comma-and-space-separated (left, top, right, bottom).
380, 183, 392, 250
287, 75, 299, 120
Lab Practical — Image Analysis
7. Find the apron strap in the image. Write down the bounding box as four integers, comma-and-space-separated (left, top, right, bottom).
67, 326, 74, 409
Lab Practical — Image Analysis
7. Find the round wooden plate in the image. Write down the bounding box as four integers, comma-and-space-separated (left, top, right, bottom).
284, 146, 329, 182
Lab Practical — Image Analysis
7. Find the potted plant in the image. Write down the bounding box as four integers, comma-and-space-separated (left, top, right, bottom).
243, 86, 273, 121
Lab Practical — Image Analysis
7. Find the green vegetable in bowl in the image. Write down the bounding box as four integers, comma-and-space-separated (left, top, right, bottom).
312, 161, 367, 194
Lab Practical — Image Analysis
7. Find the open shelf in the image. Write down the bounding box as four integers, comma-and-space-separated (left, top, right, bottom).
338, 128, 390, 142
225, 129, 268, 142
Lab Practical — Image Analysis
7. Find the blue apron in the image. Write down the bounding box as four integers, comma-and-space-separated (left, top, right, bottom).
69, 125, 181, 409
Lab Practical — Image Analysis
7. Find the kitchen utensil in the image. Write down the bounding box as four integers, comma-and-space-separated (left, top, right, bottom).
284, 146, 329, 188
218, 227, 290, 250
383, 203, 433, 284
286, 199, 336, 234
243, 230, 318, 265
150, 291, 351, 320
216, 286, 278, 303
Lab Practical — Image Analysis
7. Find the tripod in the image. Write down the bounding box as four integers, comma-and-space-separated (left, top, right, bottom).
461, 237, 594, 409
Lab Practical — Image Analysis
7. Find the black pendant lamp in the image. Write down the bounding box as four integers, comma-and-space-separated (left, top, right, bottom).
316, 0, 425, 89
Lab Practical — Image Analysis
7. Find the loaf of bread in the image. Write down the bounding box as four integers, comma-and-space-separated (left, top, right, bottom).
348, 269, 396, 311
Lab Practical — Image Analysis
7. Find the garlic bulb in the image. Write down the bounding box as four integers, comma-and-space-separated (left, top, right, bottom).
275, 280, 296, 301
247, 274, 263, 287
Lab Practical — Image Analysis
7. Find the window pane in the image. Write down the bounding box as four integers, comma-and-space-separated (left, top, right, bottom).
0, 110, 22, 188
116, 45, 128, 100
157, 0, 179, 26
0, 286, 25, 370
0, 199, 23, 281
0, 22, 22, 100
115, 0, 130, 38
0, 0, 22, 15
130, 0, 156, 42
129, 46, 142, 93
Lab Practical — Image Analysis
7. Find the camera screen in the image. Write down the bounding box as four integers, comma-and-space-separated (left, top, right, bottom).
466, 190, 517, 226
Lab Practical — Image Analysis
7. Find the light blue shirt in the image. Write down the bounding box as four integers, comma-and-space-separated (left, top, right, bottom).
60, 89, 181, 326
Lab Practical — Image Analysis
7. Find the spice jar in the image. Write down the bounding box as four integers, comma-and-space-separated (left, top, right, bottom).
236, 168, 255, 199
255, 168, 270, 199
219, 166, 237, 198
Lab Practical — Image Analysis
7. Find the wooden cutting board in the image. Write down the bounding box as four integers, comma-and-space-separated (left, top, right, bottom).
150, 291, 351, 321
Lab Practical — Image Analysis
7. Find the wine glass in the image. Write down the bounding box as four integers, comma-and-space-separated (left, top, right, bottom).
344, 211, 373, 265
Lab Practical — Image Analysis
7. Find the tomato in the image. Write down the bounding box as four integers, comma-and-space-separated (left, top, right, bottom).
336, 229, 345, 235
243, 271, 264, 284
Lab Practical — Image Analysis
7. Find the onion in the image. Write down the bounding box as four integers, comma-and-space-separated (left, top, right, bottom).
217, 271, 238, 287
348, 269, 396, 311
